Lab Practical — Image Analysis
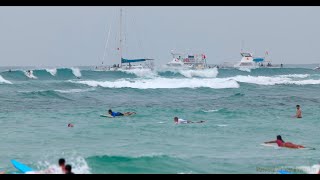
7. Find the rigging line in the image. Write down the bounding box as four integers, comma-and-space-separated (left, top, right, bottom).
102, 15, 114, 65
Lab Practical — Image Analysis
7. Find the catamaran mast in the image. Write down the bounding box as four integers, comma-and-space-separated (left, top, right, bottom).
120, 8, 123, 67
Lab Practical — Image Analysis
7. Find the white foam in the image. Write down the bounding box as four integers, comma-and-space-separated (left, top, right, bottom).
54, 88, 93, 94
238, 67, 252, 72
24, 70, 37, 79
226, 75, 320, 86
71, 67, 82, 78
228, 75, 289, 85
277, 74, 310, 78
202, 109, 219, 112
290, 79, 320, 85
120, 68, 157, 78
217, 124, 228, 127
0, 75, 12, 84
70, 77, 239, 89
46, 68, 57, 76
178, 171, 193, 174
178, 68, 218, 78
36, 156, 91, 174
297, 164, 320, 174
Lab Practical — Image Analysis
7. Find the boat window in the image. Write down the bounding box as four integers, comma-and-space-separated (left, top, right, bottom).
241, 53, 252, 57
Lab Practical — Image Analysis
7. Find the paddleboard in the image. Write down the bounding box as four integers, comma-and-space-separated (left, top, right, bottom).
11, 159, 33, 173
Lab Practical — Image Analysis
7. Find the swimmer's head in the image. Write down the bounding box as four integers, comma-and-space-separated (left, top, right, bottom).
277, 135, 284, 142
58, 158, 65, 166
296, 105, 300, 109
108, 109, 112, 114
174, 117, 178, 122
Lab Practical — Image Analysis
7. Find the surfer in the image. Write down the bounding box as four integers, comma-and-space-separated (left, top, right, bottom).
65, 164, 74, 174
173, 117, 205, 124
294, 105, 302, 118
264, 135, 305, 149
108, 109, 136, 117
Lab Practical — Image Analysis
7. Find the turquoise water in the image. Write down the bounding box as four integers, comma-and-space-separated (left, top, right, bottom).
0, 65, 320, 174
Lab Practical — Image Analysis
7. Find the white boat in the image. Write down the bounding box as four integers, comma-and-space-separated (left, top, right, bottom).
165, 51, 208, 70
234, 52, 259, 69
233, 51, 280, 69
95, 8, 154, 71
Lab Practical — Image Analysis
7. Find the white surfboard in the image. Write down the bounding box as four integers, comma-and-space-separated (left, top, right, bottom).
261, 143, 315, 150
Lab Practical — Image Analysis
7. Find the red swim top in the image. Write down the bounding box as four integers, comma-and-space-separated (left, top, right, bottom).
276, 139, 284, 147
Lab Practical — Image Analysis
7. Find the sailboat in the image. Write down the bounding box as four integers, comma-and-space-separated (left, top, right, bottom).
95, 8, 154, 71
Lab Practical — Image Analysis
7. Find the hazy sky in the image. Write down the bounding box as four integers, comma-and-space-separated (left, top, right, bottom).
0, 6, 319, 67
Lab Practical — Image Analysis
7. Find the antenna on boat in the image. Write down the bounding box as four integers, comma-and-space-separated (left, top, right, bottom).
241, 40, 245, 52
120, 8, 123, 67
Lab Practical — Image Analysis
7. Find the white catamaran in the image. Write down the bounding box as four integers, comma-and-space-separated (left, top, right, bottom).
95, 8, 154, 71
165, 50, 208, 70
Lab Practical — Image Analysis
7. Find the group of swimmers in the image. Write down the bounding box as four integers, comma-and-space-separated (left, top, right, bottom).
263, 105, 304, 149
108, 105, 307, 149
0, 158, 74, 174
34, 158, 74, 174
58, 158, 74, 174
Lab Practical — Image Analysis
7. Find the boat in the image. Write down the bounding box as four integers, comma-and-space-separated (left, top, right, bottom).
233, 51, 280, 69
95, 8, 154, 71
165, 51, 209, 70
234, 52, 260, 69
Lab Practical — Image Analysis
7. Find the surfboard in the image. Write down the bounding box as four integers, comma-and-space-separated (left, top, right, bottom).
278, 170, 292, 174
100, 114, 114, 118
11, 159, 33, 173
260, 143, 280, 149
261, 143, 315, 150
100, 113, 136, 118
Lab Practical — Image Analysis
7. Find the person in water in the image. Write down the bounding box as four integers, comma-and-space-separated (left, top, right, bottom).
295, 105, 302, 118
65, 164, 74, 174
68, 123, 74, 127
173, 117, 205, 124
59, 158, 66, 173
108, 109, 136, 117
264, 135, 305, 149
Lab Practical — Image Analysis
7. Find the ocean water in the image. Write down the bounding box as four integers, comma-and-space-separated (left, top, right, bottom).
0, 65, 320, 174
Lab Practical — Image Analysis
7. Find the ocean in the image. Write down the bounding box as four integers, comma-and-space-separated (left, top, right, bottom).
0, 65, 320, 174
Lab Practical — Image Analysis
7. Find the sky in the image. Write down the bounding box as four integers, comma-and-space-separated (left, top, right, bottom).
0, 6, 319, 67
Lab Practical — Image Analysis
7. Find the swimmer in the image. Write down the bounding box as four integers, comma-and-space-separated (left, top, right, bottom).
65, 164, 74, 174
108, 109, 136, 117
59, 158, 66, 173
294, 105, 302, 118
264, 135, 305, 149
173, 117, 205, 124
67, 123, 74, 127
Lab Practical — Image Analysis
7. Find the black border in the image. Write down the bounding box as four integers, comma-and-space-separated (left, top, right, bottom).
1, 0, 320, 6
